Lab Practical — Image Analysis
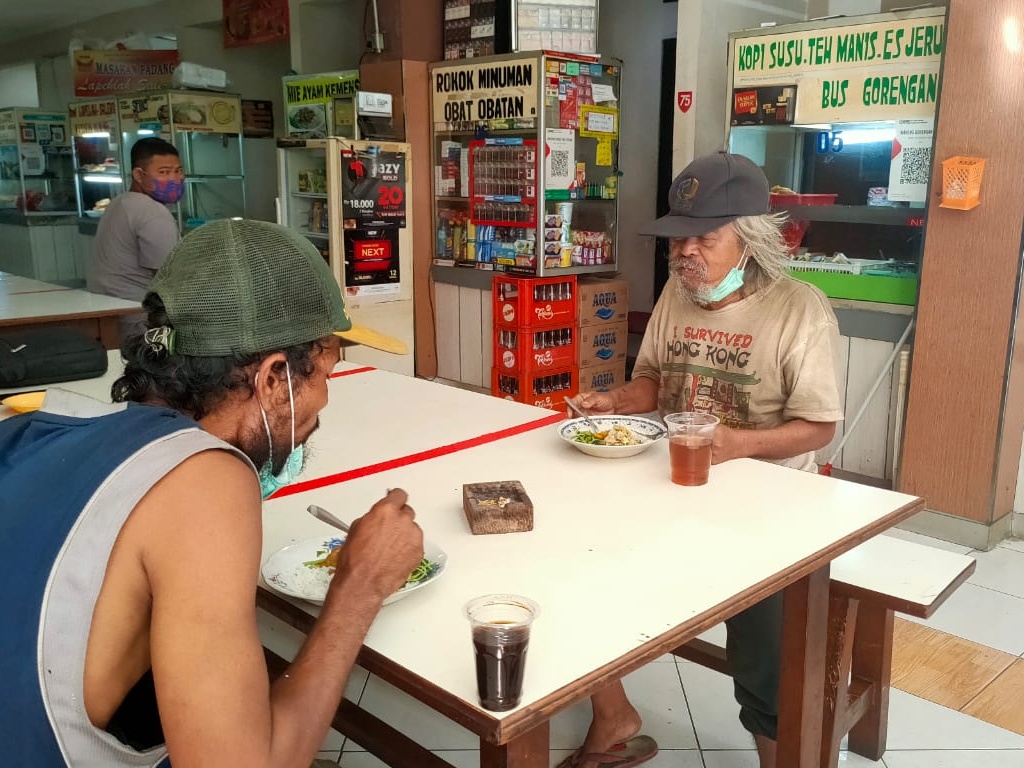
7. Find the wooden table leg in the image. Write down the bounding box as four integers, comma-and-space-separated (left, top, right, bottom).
777, 565, 830, 768
848, 602, 893, 760
820, 593, 858, 768
480, 721, 550, 768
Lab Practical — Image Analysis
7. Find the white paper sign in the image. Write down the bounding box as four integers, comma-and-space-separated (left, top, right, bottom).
888, 118, 934, 202
545, 128, 575, 191
584, 111, 616, 134
592, 83, 617, 103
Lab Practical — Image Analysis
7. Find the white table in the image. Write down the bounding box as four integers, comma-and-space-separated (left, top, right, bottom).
0, 270, 139, 349
257, 367, 925, 768
282, 366, 564, 496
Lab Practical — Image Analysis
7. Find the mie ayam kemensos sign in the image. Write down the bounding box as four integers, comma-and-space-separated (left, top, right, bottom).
432, 60, 539, 124
731, 14, 944, 124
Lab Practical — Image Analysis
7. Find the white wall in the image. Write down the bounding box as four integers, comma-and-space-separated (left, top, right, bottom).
0, 62, 40, 108
674, 0, 808, 175
807, 0, 881, 16
598, 0, 680, 314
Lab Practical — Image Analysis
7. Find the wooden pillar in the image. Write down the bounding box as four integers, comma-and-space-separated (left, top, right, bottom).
361, 0, 443, 380
899, 0, 1024, 544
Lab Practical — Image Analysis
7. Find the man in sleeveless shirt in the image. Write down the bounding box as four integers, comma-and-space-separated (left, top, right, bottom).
1, 219, 422, 767
564, 154, 844, 768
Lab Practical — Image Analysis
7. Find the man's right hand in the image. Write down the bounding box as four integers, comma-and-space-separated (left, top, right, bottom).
333, 488, 424, 601
576, 391, 617, 414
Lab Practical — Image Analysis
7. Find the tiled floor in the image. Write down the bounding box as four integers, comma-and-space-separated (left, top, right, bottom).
308, 532, 1024, 767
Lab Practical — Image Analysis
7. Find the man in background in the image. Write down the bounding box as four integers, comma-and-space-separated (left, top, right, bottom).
88, 137, 184, 339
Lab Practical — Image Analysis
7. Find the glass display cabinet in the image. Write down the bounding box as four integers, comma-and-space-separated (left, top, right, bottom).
430, 51, 622, 277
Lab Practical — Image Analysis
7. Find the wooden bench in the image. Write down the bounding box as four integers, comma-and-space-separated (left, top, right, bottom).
672, 534, 975, 768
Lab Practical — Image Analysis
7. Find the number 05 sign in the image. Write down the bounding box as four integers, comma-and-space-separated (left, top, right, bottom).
341, 149, 407, 228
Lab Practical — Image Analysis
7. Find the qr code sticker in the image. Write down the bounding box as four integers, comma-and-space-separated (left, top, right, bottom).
899, 146, 931, 185
550, 150, 571, 180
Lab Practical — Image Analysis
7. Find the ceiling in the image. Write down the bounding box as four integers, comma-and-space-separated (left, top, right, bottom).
0, 0, 165, 47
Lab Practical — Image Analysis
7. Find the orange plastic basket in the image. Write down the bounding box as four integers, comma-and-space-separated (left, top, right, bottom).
940, 156, 986, 210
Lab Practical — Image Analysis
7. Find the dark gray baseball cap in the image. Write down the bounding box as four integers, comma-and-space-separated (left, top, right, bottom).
642, 152, 770, 239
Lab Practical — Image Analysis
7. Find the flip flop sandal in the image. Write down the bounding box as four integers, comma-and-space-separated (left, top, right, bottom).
554, 735, 659, 768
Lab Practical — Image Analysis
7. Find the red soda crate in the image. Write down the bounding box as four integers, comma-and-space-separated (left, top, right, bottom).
490, 366, 579, 412
493, 274, 578, 329
493, 325, 578, 373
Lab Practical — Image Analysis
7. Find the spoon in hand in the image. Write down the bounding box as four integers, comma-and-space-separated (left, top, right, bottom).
563, 396, 608, 440
308, 504, 350, 534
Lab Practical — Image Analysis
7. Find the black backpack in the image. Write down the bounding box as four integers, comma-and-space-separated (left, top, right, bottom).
0, 327, 108, 388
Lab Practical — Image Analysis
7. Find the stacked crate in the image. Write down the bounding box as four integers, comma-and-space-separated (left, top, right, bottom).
577, 276, 630, 393
491, 275, 579, 411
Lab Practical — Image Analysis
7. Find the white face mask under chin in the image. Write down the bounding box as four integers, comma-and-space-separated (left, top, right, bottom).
255, 361, 305, 499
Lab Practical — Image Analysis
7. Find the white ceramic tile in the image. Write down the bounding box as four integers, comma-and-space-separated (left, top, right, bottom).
549, 663, 698, 750
339, 751, 486, 768
966, 546, 1024, 598
886, 690, 1024, 750
902, 582, 1024, 655
314, 751, 340, 765
883, 750, 1024, 768
884, 527, 974, 554
701, 750, 759, 768
836, 753, 886, 766
999, 537, 1024, 555
702, 750, 880, 768
352, 674, 478, 751
319, 727, 346, 753
677, 660, 753, 750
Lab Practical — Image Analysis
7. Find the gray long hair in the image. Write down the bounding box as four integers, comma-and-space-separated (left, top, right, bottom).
732, 213, 792, 292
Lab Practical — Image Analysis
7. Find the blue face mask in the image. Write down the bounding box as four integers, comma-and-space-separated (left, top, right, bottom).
256, 362, 306, 499
701, 246, 749, 304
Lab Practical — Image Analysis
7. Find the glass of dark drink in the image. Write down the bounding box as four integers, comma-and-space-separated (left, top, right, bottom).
664, 412, 719, 486
465, 594, 539, 711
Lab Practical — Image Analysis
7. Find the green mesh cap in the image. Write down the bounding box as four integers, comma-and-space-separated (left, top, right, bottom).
146, 219, 359, 357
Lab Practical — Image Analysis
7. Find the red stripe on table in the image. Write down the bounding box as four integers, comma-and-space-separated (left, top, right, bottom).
8, 288, 75, 295
329, 366, 376, 379
269, 411, 565, 499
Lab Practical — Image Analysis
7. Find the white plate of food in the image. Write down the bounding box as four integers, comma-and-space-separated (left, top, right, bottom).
558, 415, 667, 458
261, 536, 447, 606
288, 105, 326, 133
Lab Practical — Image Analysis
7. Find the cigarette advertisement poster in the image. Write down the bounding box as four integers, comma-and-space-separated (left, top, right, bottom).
344, 226, 401, 297
888, 119, 934, 202
341, 150, 407, 228
72, 49, 179, 98
732, 14, 944, 124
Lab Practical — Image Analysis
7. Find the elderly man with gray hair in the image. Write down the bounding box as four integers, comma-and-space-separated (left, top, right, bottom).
565, 152, 845, 768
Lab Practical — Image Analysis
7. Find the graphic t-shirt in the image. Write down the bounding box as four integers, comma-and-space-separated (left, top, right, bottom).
632, 276, 844, 472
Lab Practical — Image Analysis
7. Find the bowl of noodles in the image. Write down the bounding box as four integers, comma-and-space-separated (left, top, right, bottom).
558, 415, 666, 458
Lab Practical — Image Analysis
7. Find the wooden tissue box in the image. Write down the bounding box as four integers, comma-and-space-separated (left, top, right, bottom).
462, 481, 534, 534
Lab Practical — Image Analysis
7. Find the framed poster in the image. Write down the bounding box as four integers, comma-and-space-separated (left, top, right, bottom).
223, 0, 290, 48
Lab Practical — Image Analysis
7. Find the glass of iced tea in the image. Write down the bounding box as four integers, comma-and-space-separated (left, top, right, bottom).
664, 412, 719, 486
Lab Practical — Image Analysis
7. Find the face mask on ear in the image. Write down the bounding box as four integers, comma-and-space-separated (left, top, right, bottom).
702, 245, 749, 304
256, 361, 305, 500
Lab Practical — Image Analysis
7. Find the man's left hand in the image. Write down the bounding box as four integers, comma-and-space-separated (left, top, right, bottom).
711, 424, 748, 464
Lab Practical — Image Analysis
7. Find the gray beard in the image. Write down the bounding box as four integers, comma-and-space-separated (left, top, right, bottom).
670, 261, 713, 306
